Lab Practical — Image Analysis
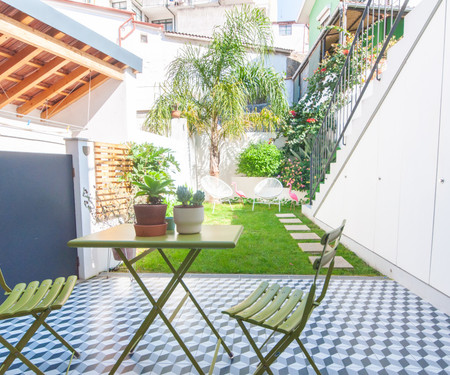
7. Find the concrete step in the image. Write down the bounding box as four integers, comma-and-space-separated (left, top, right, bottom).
309, 256, 353, 269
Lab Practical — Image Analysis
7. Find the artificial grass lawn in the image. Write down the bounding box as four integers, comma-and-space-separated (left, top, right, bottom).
133, 203, 380, 276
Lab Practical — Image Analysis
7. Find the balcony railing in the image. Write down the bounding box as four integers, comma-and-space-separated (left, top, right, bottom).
309, 0, 410, 203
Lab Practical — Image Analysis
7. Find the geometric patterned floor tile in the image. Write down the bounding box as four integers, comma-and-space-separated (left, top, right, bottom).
0, 274, 448, 374
284, 224, 310, 231
279, 218, 302, 223
290, 232, 320, 240
298, 242, 326, 253
309, 256, 354, 269
275, 214, 296, 218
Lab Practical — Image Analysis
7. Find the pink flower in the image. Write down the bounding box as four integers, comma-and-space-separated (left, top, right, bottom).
290, 110, 296, 117
321, 68, 326, 72
306, 118, 317, 123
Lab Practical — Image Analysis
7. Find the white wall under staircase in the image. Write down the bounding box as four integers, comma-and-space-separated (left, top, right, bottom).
303, 0, 450, 313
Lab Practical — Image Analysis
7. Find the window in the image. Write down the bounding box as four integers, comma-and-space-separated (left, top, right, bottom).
152, 19, 174, 32
132, 5, 143, 21
279, 24, 292, 36
112, 1, 127, 10
140, 34, 148, 43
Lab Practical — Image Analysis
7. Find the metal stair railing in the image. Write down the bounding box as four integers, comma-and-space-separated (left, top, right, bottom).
309, 0, 410, 203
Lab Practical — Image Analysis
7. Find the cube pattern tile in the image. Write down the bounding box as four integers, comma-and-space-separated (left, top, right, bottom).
0, 275, 448, 374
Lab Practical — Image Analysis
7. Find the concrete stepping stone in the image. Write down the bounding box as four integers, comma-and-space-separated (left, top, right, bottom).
276, 213, 296, 218
298, 243, 324, 253
284, 225, 309, 231
290, 232, 320, 240
279, 218, 302, 223
309, 256, 354, 269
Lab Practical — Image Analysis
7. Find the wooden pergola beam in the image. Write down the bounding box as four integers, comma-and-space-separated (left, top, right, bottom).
0, 34, 9, 44
17, 66, 89, 115
0, 56, 67, 107
0, 13, 124, 81
41, 74, 109, 118
0, 45, 41, 80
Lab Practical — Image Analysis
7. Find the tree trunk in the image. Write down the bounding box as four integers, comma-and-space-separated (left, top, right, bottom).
209, 122, 220, 178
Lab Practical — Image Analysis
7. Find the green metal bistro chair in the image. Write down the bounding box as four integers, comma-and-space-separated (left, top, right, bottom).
223, 220, 346, 375
0, 269, 79, 375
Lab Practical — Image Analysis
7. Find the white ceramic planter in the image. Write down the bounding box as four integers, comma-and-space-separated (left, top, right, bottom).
173, 206, 204, 234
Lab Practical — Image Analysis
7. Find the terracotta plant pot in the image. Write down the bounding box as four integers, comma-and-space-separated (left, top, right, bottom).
171, 110, 181, 118
173, 206, 204, 234
134, 223, 167, 237
134, 204, 167, 225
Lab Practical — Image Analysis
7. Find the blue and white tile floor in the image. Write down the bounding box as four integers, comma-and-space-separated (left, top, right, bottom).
0, 274, 449, 374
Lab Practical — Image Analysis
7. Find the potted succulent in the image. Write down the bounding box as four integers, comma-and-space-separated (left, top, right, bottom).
132, 173, 174, 236
173, 186, 205, 234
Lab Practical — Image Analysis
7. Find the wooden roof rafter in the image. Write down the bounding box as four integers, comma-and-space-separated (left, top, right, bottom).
0, 0, 141, 119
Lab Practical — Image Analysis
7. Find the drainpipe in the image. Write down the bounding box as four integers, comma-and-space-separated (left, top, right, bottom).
166, 3, 176, 31
339, 2, 347, 44
118, 15, 136, 46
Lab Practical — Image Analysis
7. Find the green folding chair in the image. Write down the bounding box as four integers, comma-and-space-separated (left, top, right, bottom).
0, 268, 79, 375
223, 220, 346, 375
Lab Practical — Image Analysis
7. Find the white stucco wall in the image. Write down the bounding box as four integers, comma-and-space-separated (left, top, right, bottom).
311, 0, 449, 301
194, 132, 285, 187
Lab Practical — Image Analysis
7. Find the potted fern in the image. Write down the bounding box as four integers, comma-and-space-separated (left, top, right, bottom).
173, 186, 205, 234
132, 173, 174, 236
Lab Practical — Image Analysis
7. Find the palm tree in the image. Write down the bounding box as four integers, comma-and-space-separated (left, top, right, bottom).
145, 6, 288, 177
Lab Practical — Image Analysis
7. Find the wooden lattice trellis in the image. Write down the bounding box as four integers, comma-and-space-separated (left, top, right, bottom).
94, 142, 132, 220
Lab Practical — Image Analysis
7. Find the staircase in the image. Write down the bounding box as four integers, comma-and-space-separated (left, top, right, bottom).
305, 0, 443, 216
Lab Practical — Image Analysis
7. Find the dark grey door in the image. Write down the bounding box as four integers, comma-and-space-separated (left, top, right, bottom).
0, 151, 78, 292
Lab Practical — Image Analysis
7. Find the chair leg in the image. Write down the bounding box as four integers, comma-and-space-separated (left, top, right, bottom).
296, 338, 322, 375
252, 199, 256, 211
0, 335, 44, 375
0, 311, 49, 375
236, 320, 274, 375
213, 201, 216, 213
40, 320, 80, 358
252, 331, 300, 375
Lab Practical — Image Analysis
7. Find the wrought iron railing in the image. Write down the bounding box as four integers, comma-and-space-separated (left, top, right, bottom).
309, 0, 410, 203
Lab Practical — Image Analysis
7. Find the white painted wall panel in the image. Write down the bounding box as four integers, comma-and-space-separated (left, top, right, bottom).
373, 87, 403, 264
395, 7, 444, 282
430, 0, 450, 296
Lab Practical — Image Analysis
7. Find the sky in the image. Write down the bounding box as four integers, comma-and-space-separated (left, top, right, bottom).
277, 0, 305, 22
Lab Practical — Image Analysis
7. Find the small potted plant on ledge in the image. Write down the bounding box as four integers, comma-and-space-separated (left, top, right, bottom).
173, 186, 205, 234
133, 173, 174, 236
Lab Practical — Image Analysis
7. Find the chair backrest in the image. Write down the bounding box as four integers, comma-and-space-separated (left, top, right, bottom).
200, 176, 233, 199
254, 178, 283, 199
293, 220, 346, 335
0, 268, 11, 293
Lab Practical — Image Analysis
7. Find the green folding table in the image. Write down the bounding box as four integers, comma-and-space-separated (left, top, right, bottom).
68, 224, 243, 375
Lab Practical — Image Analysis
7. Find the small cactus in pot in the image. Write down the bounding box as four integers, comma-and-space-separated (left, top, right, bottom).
174, 185, 205, 234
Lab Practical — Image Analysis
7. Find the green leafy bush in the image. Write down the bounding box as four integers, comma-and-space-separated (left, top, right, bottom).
125, 142, 180, 184
237, 141, 281, 177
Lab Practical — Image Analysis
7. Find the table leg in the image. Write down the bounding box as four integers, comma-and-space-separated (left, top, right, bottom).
109, 248, 205, 375
158, 249, 234, 359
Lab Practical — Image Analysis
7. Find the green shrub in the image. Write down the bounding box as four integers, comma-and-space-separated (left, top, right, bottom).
237, 141, 281, 177
125, 142, 180, 184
